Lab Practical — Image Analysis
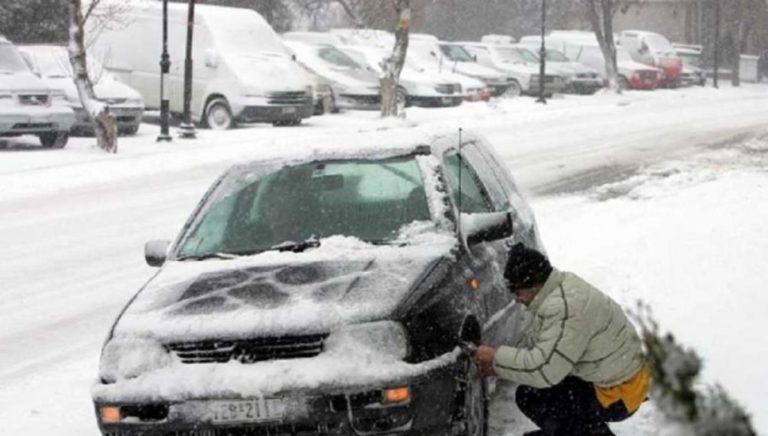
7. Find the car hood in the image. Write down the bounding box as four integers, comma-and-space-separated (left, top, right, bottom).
41, 76, 142, 103
452, 61, 504, 78
111, 235, 457, 343
0, 70, 51, 92
231, 53, 311, 92
618, 59, 659, 75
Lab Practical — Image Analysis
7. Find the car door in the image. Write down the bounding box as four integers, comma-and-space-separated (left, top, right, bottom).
441, 144, 520, 348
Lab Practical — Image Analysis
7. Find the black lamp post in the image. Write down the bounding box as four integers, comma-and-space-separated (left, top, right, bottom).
179, 0, 197, 139
157, 0, 172, 142
536, 0, 547, 104
713, 0, 720, 89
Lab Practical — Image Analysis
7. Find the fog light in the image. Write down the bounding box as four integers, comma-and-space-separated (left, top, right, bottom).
383, 387, 410, 404
100, 406, 121, 423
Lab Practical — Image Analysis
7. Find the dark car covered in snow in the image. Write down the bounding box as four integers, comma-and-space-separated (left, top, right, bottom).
93, 130, 544, 436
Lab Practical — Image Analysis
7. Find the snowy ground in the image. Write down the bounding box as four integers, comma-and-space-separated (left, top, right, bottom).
1, 84, 767, 435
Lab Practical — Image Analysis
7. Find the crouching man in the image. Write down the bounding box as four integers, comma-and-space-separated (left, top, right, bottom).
472, 244, 650, 436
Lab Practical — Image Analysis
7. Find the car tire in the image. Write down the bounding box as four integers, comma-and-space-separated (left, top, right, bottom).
503, 80, 522, 98
455, 355, 488, 436
121, 125, 140, 136
396, 86, 409, 110
618, 76, 630, 90
272, 118, 302, 127
204, 97, 234, 130
39, 131, 69, 149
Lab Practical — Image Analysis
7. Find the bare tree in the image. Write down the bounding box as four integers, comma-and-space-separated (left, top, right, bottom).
68, 0, 117, 153
380, 0, 410, 118
585, 0, 624, 93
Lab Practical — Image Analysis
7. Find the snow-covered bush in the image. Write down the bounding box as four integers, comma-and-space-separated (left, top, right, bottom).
631, 302, 755, 436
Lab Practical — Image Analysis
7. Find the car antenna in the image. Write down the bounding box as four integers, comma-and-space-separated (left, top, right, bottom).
457, 127, 463, 238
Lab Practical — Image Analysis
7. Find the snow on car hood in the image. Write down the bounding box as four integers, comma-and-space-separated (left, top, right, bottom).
230, 53, 310, 92
0, 70, 51, 92
112, 234, 457, 343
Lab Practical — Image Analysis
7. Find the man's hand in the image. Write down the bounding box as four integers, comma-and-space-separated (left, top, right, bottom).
471, 345, 496, 378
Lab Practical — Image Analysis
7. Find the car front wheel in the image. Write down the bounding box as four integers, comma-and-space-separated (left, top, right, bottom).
204, 98, 234, 130
503, 80, 522, 98
39, 131, 69, 148
454, 355, 488, 436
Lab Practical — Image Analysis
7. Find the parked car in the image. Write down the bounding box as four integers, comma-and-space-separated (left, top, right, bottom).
406, 54, 490, 102
19, 45, 145, 135
284, 41, 380, 111
0, 36, 74, 148
674, 46, 706, 86
516, 39, 603, 94
456, 42, 566, 97
339, 45, 464, 107
617, 30, 682, 87
92, 129, 543, 436
89, 3, 313, 129
431, 41, 512, 96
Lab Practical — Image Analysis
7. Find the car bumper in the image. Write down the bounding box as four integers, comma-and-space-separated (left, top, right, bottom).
238, 103, 314, 123
335, 93, 381, 111
94, 355, 463, 436
409, 95, 463, 107
0, 106, 75, 135
73, 107, 144, 131
566, 79, 603, 93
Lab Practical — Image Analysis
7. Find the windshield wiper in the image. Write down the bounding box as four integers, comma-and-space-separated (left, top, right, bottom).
176, 252, 241, 261
270, 237, 321, 253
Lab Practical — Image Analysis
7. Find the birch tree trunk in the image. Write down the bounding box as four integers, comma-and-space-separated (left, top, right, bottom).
586, 0, 621, 93
68, 0, 117, 153
380, 0, 410, 118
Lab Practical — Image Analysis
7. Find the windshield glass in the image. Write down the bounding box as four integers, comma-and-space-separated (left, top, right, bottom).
439, 44, 475, 62
0, 43, 30, 73
317, 46, 361, 69
492, 46, 527, 63
678, 52, 701, 68
176, 156, 432, 258
645, 34, 674, 51
515, 47, 539, 63
546, 49, 570, 62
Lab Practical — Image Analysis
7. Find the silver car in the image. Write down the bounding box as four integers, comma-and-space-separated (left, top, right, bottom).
0, 36, 74, 148
20, 45, 145, 135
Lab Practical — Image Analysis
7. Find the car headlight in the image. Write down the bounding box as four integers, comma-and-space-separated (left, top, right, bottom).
99, 336, 173, 383
325, 321, 409, 360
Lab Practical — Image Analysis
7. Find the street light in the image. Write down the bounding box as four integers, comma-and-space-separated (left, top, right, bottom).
179, 0, 197, 139
156, 0, 172, 142
536, 0, 547, 104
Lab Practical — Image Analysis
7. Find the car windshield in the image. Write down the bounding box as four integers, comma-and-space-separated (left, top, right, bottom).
26, 48, 109, 80
645, 34, 674, 51
317, 46, 361, 69
0, 43, 30, 73
176, 155, 432, 258
546, 49, 570, 62
678, 52, 702, 68
492, 46, 527, 63
439, 44, 475, 62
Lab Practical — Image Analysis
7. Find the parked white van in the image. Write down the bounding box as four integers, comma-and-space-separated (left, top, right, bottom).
0, 36, 74, 148
89, 2, 313, 129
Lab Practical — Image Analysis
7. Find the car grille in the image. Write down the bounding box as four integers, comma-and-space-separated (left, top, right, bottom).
638, 70, 657, 80
576, 73, 598, 79
167, 334, 328, 364
435, 83, 460, 94
12, 122, 54, 130
267, 91, 310, 105
18, 94, 49, 106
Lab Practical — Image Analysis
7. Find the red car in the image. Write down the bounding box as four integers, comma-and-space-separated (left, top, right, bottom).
618, 31, 683, 87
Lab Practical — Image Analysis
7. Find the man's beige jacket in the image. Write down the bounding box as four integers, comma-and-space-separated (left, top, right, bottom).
494, 268, 644, 389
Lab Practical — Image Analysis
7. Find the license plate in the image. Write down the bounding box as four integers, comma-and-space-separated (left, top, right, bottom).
209, 398, 285, 423
281, 107, 297, 114
441, 97, 454, 104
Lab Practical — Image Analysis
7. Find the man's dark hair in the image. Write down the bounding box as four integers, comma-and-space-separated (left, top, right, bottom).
504, 243, 552, 291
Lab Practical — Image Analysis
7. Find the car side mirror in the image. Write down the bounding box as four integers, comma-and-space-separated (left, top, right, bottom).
472, 54, 478, 62
639, 42, 649, 54
205, 50, 220, 68
460, 211, 513, 246
145, 240, 171, 267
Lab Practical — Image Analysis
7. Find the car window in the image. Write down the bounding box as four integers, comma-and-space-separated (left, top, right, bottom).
442, 150, 493, 213
317, 46, 361, 69
460, 143, 511, 211
0, 43, 30, 73
439, 44, 475, 62
177, 156, 431, 257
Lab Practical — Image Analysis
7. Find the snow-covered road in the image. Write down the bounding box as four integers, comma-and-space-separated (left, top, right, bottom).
1, 85, 767, 435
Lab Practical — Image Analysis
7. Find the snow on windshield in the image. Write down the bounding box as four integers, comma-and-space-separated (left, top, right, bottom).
0, 43, 30, 72
176, 155, 433, 259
